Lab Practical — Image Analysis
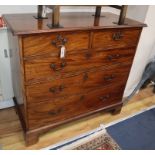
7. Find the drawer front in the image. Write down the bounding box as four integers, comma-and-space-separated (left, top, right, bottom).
24, 48, 135, 83
26, 64, 131, 103
27, 84, 125, 129
23, 31, 89, 57
92, 28, 141, 50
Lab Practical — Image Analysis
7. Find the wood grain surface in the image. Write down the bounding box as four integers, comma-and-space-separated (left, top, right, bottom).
3, 12, 146, 35
4, 12, 145, 145
24, 48, 135, 83
23, 31, 89, 57
26, 64, 131, 103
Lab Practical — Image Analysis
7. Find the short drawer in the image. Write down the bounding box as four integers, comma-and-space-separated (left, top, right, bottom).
92, 28, 141, 50
23, 31, 89, 57
25, 64, 130, 103
27, 84, 125, 129
24, 48, 135, 83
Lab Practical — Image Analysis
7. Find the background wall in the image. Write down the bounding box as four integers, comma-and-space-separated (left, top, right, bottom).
124, 5, 155, 97
0, 5, 120, 15
0, 5, 155, 108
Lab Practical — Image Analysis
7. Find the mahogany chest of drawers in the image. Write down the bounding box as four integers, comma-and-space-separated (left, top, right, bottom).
3, 12, 145, 146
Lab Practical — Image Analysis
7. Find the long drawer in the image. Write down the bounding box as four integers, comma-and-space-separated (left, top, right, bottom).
92, 28, 141, 50
22, 31, 89, 57
24, 48, 135, 83
27, 83, 125, 129
25, 63, 131, 103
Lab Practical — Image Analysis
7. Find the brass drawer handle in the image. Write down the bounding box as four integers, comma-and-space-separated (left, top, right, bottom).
104, 75, 115, 81
83, 73, 89, 81
107, 54, 120, 61
112, 32, 124, 41
51, 34, 68, 48
80, 95, 85, 101
48, 108, 63, 116
59, 85, 64, 91
50, 63, 56, 70
49, 85, 65, 93
99, 94, 110, 102
49, 87, 56, 93
61, 61, 67, 68
50, 61, 67, 71
85, 52, 92, 59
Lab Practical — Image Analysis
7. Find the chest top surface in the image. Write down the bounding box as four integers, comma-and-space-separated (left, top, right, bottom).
3, 12, 146, 35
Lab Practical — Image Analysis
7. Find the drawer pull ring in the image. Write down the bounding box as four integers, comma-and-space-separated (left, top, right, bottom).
51, 34, 68, 48
107, 54, 120, 61
49, 87, 56, 93
99, 94, 110, 102
50, 63, 56, 70
50, 62, 67, 71
112, 32, 124, 41
48, 108, 63, 116
49, 85, 64, 93
85, 52, 92, 59
61, 61, 67, 68
59, 85, 64, 91
83, 73, 89, 81
80, 95, 85, 101
104, 75, 115, 81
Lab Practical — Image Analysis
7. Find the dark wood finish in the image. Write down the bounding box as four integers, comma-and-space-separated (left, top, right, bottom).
25, 64, 131, 103
37, 5, 44, 19
47, 6, 61, 28
22, 31, 89, 57
24, 48, 135, 83
25, 101, 123, 146
118, 5, 128, 25
25, 131, 39, 146
52, 6, 60, 27
27, 83, 125, 130
3, 12, 146, 35
95, 6, 102, 17
92, 28, 141, 49
3, 12, 145, 146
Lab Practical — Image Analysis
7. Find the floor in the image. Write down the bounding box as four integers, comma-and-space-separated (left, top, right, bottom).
0, 86, 155, 150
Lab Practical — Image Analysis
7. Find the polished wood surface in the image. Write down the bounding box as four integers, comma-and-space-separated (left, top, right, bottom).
24, 48, 135, 83
92, 28, 141, 49
26, 64, 131, 103
0, 86, 154, 150
23, 31, 89, 57
3, 12, 146, 35
4, 12, 145, 145
28, 83, 125, 130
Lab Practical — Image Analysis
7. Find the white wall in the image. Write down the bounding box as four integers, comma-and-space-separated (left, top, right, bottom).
0, 5, 120, 16
0, 5, 37, 15
0, 28, 13, 100
127, 5, 149, 22
0, 28, 14, 108
124, 5, 155, 97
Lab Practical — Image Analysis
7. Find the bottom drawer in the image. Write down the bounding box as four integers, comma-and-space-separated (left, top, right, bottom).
27, 84, 125, 129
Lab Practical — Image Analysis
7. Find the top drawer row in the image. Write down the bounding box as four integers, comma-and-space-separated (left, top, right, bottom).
22, 28, 141, 57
